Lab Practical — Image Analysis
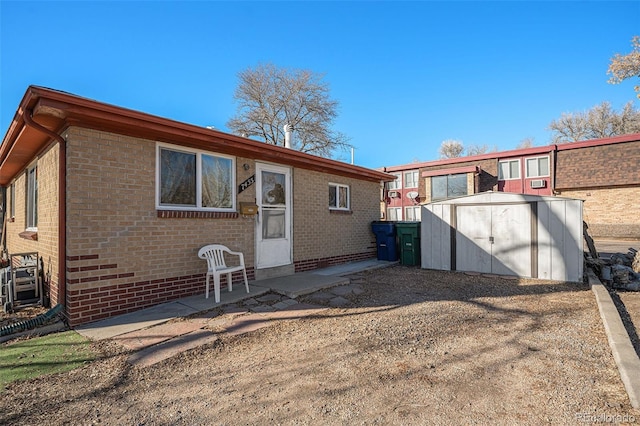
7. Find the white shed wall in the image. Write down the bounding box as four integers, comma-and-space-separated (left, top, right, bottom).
420, 193, 583, 282
536, 199, 583, 281
421, 203, 452, 271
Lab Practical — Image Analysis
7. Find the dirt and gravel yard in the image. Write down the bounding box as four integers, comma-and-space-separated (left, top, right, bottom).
2, 266, 639, 425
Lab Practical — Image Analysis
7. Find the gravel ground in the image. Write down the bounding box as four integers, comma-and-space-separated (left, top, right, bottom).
2, 266, 639, 425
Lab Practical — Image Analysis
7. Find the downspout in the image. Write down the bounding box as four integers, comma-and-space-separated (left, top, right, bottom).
551, 144, 558, 195
22, 109, 67, 315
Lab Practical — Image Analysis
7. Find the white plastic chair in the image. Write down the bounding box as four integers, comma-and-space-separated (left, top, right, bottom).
197, 244, 249, 303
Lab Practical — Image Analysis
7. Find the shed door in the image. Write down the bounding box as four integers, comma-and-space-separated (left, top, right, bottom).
255, 163, 292, 269
456, 204, 531, 277
456, 205, 492, 273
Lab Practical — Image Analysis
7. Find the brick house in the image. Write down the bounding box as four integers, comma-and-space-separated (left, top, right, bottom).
381, 133, 640, 239
0, 86, 393, 326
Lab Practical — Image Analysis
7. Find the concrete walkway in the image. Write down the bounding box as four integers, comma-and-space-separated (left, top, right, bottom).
75, 258, 393, 341
74, 259, 397, 366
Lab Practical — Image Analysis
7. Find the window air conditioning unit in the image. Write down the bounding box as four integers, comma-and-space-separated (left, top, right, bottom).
388, 191, 399, 198
530, 179, 546, 189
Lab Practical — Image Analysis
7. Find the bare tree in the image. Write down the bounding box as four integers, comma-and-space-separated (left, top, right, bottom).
466, 144, 492, 156
438, 139, 464, 158
227, 63, 351, 158
548, 101, 640, 144
607, 35, 640, 99
516, 138, 535, 149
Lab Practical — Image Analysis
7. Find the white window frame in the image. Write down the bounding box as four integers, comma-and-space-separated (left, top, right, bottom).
498, 159, 520, 180
525, 156, 550, 178
405, 206, 421, 222
387, 173, 402, 190
387, 207, 401, 221
404, 170, 419, 188
329, 183, 350, 211
156, 143, 236, 211
26, 163, 38, 230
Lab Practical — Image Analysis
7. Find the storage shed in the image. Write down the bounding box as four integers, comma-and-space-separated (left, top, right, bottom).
421, 192, 583, 282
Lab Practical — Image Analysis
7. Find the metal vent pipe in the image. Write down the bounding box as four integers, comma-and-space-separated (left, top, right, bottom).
284, 124, 293, 149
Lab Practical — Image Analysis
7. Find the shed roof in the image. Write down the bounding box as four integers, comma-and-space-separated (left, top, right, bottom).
0, 86, 394, 186
426, 191, 582, 205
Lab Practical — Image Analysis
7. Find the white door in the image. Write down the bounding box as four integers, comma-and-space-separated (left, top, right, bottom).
456, 205, 492, 273
491, 204, 531, 276
255, 163, 292, 269
456, 204, 532, 276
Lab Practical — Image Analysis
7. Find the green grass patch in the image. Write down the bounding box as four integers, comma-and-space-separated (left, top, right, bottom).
0, 331, 97, 390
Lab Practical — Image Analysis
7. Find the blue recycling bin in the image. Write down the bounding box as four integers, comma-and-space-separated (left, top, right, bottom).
371, 221, 398, 261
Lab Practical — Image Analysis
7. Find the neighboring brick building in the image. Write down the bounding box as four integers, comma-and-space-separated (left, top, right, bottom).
0, 86, 393, 326
382, 133, 640, 239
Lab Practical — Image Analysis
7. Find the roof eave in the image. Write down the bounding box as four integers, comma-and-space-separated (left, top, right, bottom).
0, 86, 394, 185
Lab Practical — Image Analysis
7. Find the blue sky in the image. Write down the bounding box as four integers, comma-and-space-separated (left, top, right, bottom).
1, 1, 638, 169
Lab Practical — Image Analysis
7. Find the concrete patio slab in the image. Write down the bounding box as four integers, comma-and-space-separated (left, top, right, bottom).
76, 285, 269, 341
175, 284, 270, 313
75, 301, 199, 341
75, 259, 397, 342
311, 259, 398, 276
252, 272, 350, 298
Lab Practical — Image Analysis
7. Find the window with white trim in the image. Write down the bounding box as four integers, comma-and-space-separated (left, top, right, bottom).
157, 144, 235, 211
404, 170, 418, 188
405, 206, 421, 222
526, 156, 550, 178
329, 183, 350, 210
26, 164, 38, 229
386, 173, 402, 190
498, 159, 520, 180
387, 207, 401, 221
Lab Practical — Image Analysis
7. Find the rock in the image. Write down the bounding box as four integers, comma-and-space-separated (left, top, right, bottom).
328, 296, 351, 307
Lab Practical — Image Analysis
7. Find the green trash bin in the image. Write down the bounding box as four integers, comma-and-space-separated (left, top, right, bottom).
395, 222, 421, 266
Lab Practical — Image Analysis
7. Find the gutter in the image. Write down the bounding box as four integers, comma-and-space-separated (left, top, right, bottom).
21, 109, 67, 316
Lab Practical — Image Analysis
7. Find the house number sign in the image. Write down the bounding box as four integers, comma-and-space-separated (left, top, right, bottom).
238, 175, 256, 194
